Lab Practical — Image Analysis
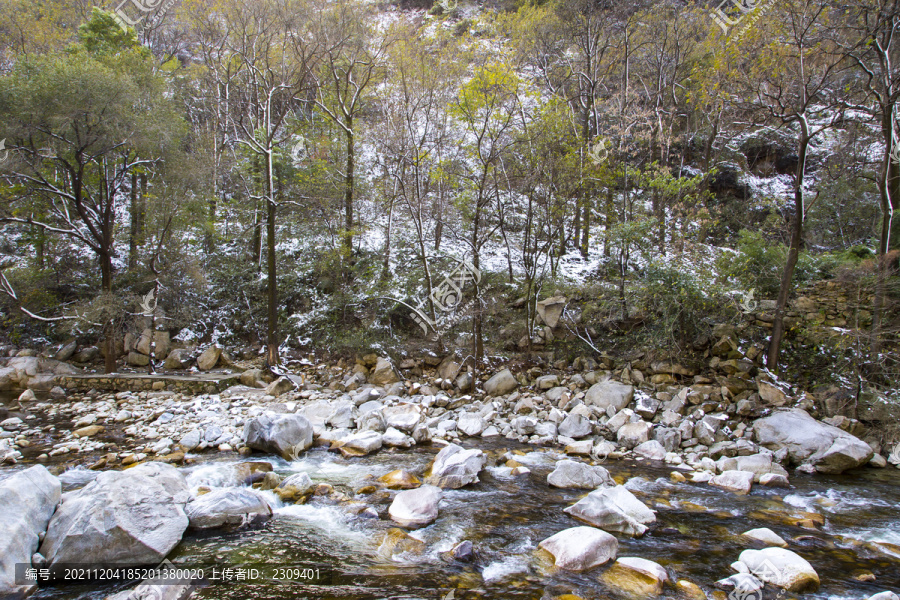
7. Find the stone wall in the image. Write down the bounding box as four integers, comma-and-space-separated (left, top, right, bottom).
749, 280, 875, 335
59, 373, 239, 395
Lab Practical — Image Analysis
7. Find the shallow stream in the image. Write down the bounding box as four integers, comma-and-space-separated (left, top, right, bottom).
16, 440, 900, 600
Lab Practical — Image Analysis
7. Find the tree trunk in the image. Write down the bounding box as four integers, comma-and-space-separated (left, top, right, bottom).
604, 187, 613, 257
581, 199, 590, 258
265, 150, 279, 367
128, 172, 143, 270
343, 120, 354, 264
101, 251, 117, 374
873, 115, 898, 351
767, 121, 810, 370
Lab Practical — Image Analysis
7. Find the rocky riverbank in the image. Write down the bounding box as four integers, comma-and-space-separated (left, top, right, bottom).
1, 349, 899, 600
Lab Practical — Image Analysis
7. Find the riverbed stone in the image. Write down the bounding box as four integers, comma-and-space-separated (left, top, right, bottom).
458, 413, 485, 437
602, 556, 669, 596
279, 472, 314, 495
633, 440, 666, 461
709, 470, 754, 495
243, 413, 314, 460
383, 404, 422, 432
585, 381, 633, 411
738, 547, 819, 592
0, 465, 61, 598
742, 527, 787, 547
39, 462, 190, 567
379, 469, 421, 489
564, 485, 656, 537
382, 427, 414, 448
538, 526, 618, 571
547, 459, 614, 489
484, 369, 518, 395
340, 430, 383, 457
558, 413, 592, 438
265, 376, 296, 397
617, 421, 652, 449
753, 408, 873, 474
426, 443, 485, 488
185, 487, 272, 528
388, 484, 441, 528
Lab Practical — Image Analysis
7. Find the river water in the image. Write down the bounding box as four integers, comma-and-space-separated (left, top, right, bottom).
17, 439, 900, 600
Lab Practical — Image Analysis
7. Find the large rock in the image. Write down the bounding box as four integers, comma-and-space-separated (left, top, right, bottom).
709, 470, 754, 495
426, 443, 485, 489
265, 376, 296, 397
127, 351, 150, 367
558, 413, 592, 438
370, 357, 400, 386
54, 340, 78, 362
458, 413, 486, 437
196, 345, 222, 370
340, 430, 383, 457
539, 526, 618, 571
753, 409, 873, 473
185, 487, 272, 528
164, 349, 192, 370
602, 557, 669, 596
0, 465, 61, 598
617, 421, 652, 449
39, 463, 190, 567
585, 381, 634, 412
757, 380, 789, 406
633, 440, 666, 461
738, 547, 819, 592
382, 404, 422, 432
484, 369, 518, 396
547, 459, 614, 489
388, 485, 441, 528
564, 485, 656, 537
243, 413, 313, 460
536, 296, 567, 328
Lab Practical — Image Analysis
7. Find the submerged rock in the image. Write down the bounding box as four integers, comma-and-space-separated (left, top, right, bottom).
538, 526, 618, 572
426, 444, 485, 489
564, 485, 656, 537
388, 484, 441, 528
547, 459, 614, 489
39, 462, 190, 567
379, 469, 421, 490
185, 487, 272, 528
602, 556, 669, 596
